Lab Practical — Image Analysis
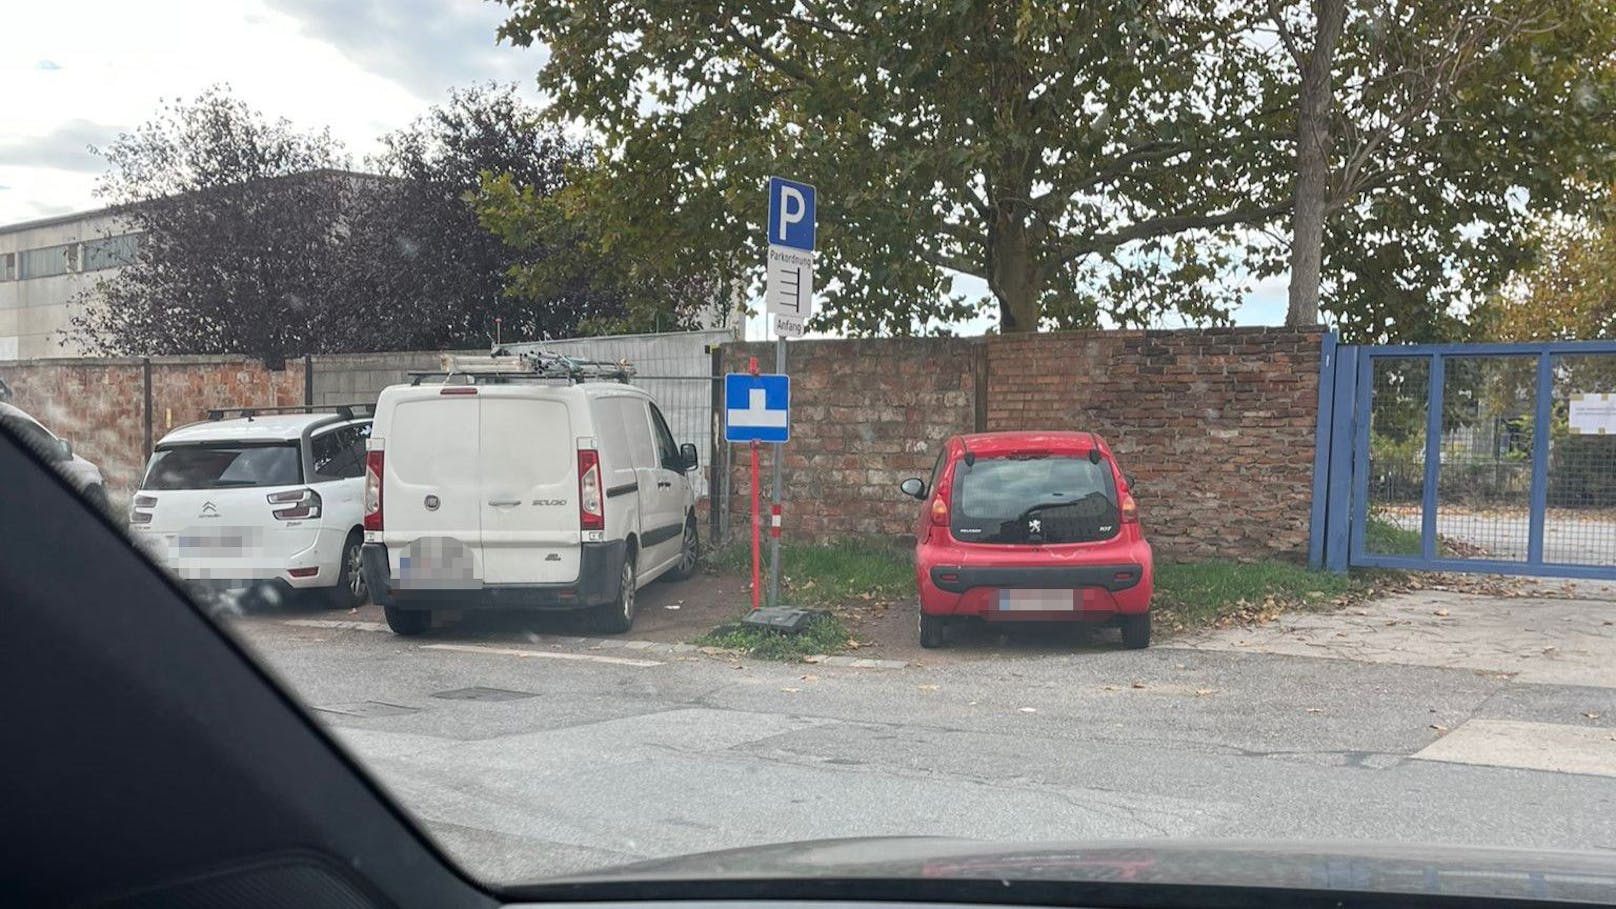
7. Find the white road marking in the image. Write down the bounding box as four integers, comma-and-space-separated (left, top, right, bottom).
284, 619, 389, 632
1413, 719, 1616, 778
420, 643, 663, 667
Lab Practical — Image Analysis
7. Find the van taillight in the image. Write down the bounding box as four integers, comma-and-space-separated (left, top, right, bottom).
363, 450, 384, 531
578, 449, 604, 531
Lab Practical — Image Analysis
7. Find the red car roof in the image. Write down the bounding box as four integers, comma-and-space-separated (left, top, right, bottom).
954, 431, 1111, 456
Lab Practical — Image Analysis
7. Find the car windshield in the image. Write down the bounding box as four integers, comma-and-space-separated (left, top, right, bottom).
143, 443, 302, 489
7, 0, 1616, 902
954, 455, 1120, 544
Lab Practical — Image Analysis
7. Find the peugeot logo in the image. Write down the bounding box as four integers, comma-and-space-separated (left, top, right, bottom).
424, 494, 440, 511
1027, 518, 1042, 534
199, 502, 218, 518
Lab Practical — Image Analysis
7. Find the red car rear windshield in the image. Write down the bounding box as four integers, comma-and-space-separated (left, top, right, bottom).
952, 454, 1120, 544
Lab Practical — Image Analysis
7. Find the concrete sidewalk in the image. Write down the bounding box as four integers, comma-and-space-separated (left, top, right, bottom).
1168, 589, 1616, 688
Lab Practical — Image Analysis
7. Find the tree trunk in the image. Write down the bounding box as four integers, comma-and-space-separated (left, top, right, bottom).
1285, 0, 1346, 328
988, 205, 1042, 333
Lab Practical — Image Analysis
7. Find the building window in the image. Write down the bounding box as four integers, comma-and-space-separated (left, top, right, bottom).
17, 242, 81, 280
82, 233, 140, 271
0, 252, 14, 282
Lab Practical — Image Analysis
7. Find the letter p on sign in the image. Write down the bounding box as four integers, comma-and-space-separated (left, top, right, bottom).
767, 176, 816, 252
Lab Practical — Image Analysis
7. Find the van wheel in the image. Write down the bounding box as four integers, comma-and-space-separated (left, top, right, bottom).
384, 605, 431, 636
324, 532, 368, 609
664, 519, 699, 581
919, 610, 946, 649
1119, 612, 1151, 650
595, 549, 637, 634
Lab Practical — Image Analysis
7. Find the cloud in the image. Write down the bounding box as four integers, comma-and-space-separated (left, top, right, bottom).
35, 59, 61, 70
263, 0, 539, 100
0, 119, 120, 174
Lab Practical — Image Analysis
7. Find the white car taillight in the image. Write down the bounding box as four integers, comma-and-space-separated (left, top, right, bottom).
363, 449, 384, 531
268, 487, 322, 521
578, 449, 603, 531
129, 493, 157, 525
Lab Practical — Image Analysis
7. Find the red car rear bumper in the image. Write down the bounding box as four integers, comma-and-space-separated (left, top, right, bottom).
916, 539, 1153, 620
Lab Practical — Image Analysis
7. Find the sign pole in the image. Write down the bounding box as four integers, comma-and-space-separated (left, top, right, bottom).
747, 356, 762, 611
768, 336, 785, 607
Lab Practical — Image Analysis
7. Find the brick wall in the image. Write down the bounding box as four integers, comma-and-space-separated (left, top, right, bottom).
6, 358, 147, 495
725, 338, 982, 540
5, 355, 304, 500
986, 328, 1322, 560
723, 328, 1323, 562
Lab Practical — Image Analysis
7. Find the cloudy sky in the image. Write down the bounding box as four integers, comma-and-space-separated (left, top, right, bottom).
0, 0, 534, 223
0, 0, 1287, 330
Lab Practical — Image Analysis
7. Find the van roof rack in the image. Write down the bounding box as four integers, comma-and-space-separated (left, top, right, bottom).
410, 348, 636, 386
206, 403, 372, 422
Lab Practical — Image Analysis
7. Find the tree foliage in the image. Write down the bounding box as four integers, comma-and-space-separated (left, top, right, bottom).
1281, 0, 1616, 342
71, 87, 350, 363
70, 85, 690, 359
491, 0, 1616, 339
492, 1, 1294, 335
1473, 193, 1616, 342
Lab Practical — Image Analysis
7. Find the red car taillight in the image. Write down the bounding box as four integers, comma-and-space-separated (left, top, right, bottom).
363, 450, 384, 531
578, 449, 604, 531
1120, 491, 1139, 523
268, 487, 322, 521
929, 481, 950, 526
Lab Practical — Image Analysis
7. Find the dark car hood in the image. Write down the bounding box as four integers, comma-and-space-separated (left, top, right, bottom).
544, 837, 1616, 902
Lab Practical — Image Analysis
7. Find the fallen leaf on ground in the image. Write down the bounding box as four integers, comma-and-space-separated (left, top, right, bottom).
1194, 689, 1217, 697
1434, 609, 1450, 617
1130, 681, 1146, 689
1430, 724, 1448, 732
917, 684, 940, 692
781, 687, 800, 693
1585, 712, 1602, 719
800, 674, 818, 682
1018, 707, 1037, 713
1306, 708, 1324, 714
1102, 685, 1121, 692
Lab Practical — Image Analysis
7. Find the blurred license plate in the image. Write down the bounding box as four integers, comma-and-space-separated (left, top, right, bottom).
177, 527, 256, 555
996, 589, 1081, 611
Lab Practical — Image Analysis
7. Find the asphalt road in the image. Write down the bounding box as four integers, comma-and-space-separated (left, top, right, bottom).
228, 603, 1616, 886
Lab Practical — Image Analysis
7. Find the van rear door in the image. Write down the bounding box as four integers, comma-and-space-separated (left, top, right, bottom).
382, 392, 482, 583
478, 391, 578, 585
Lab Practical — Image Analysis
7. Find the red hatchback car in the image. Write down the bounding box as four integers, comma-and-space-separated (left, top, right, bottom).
900, 431, 1154, 649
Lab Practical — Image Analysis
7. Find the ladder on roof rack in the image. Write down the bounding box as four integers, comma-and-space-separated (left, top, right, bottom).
206, 403, 373, 422
409, 347, 636, 386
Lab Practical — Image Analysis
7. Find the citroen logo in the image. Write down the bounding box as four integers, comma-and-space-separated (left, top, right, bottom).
199, 502, 218, 518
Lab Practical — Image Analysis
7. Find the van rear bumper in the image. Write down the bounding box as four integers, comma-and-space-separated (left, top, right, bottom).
362, 541, 626, 610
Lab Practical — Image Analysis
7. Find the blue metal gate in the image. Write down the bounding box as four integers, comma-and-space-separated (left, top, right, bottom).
1311, 336, 1616, 579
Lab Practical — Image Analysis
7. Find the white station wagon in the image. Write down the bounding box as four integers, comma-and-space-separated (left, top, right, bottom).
129, 405, 373, 609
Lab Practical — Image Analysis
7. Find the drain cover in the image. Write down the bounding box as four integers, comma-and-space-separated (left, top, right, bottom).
311, 701, 421, 718
431, 687, 537, 702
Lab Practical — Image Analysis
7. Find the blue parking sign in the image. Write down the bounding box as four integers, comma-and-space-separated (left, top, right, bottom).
767, 177, 816, 252
725, 373, 790, 443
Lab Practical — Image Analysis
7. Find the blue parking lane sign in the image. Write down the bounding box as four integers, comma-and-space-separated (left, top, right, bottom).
725, 373, 791, 443
767, 177, 816, 252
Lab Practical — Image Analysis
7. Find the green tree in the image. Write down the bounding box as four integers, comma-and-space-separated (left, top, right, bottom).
489, 1, 1294, 335
1266, 0, 1616, 338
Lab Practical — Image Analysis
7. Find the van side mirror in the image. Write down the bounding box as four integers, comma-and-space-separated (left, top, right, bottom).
900, 477, 927, 499
679, 442, 699, 471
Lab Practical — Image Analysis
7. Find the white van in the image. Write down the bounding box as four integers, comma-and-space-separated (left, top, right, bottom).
361, 360, 700, 636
